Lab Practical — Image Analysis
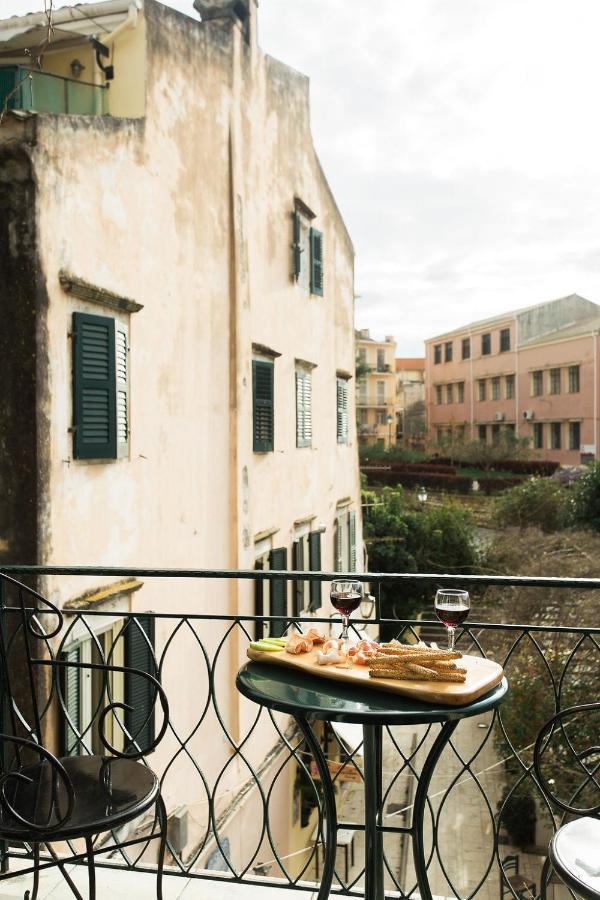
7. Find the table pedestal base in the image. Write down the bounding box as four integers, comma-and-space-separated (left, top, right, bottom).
299, 717, 458, 900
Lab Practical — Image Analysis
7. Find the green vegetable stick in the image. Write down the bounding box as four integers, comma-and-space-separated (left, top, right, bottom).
249, 641, 284, 652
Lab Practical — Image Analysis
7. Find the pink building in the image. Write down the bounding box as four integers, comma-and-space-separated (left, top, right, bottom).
425, 294, 600, 465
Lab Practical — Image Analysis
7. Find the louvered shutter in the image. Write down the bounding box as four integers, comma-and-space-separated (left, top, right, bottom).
269, 547, 288, 638
124, 616, 156, 755
292, 210, 302, 280
337, 378, 348, 444
253, 360, 274, 452
349, 511, 357, 572
310, 228, 323, 296
254, 558, 265, 640
308, 531, 322, 611
62, 645, 81, 756
115, 325, 129, 456
296, 371, 312, 448
72, 312, 116, 459
292, 539, 304, 616
335, 519, 343, 572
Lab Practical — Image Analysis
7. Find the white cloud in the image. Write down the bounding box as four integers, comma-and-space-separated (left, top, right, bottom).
4, 0, 600, 353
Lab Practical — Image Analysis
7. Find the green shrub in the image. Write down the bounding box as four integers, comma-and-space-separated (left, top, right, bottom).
364, 487, 477, 633
492, 477, 569, 531
569, 461, 600, 531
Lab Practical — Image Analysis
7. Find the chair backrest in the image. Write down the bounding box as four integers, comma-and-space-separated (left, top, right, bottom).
533, 702, 600, 818
501, 854, 519, 875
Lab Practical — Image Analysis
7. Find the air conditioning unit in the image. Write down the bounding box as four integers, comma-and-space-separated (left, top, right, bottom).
167, 806, 188, 854
494, 412, 505, 422
522, 410, 534, 421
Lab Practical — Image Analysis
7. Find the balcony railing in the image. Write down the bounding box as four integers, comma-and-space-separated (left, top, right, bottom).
0, 66, 107, 116
0, 565, 598, 899
356, 396, 395, 408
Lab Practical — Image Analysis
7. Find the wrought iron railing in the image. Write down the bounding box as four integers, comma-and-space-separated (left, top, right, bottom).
0, 565, 598, 899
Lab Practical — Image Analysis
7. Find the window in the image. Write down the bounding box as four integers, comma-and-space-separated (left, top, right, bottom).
500, 328, 510, 352
549, 368, 561, 395
376, 380, 385, 404
569, 421, 581, 451
436, 427, 443, 443
310, 228, 324, 295
478, 424, 487, 443
253, 360, 274, 452
461, 337, 470, 360
532, 370, 543, 396
63, 615, 156, 757
358, 408, 368, 425
377, 348, 385, 371
358, 378, 367, 404
434, 344, 442, 364
435, 385, 443, 405
255, 547, 288, 638
292, 529, 323, 614
446, 384, 454, 404
481, 333, 491, 355
72, 312, 129, 460
456, 424, 466, 441
568, 365, 580, 393
444, 341, 453, 362
505, 374, 515, 400
505, 423, 516, 436
376, 410, 387, 425
334, 509, 357, 572
477, 379, 486, 401
533, 422, 544, 450
491, 377, 500, 401
457, 382, 465, 403
491, 423, 501, 444
550, 422, 561, 450
336, 377, 349, 444
295, 367, 312, 448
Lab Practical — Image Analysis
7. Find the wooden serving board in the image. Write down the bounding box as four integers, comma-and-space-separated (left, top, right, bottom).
246, 647, 504, 707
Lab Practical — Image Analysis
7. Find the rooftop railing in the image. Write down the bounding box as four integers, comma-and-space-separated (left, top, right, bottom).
0, 565, 598, 899
0, 66, 107, 116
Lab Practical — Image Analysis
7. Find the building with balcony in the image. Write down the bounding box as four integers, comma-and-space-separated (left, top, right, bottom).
425, 293, 600, 464
395, 357, 425, 447
355, 329, 397, 447
0, 0, 361, 877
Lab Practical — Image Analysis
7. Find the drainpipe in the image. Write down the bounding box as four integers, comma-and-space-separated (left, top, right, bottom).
469, 328, 474, 439
101, 0, 141, 45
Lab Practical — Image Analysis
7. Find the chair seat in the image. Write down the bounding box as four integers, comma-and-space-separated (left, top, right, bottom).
507, 873, 536, 894
0, 755, 159, 841
550, 817, 600, 900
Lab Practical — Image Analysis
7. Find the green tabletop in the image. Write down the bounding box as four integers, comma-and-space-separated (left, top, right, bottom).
236, 662, 508, 725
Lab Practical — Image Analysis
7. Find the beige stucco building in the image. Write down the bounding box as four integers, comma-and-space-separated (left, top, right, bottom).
356, 329, 397, 447
395, 357, 425, 447
0, 0, 361, 877
425, 294, 600, 464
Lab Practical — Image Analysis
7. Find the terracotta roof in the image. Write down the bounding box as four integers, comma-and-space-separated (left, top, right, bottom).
395, 358, 425, 371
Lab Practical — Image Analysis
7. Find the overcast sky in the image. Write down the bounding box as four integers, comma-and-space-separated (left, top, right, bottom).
5, 0, 600, 354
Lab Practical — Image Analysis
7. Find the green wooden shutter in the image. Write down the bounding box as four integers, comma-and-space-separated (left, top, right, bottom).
337, 378, 348, 444
308, 531, 322, 611
349, 511, 357, 572
292, 210, 302, 280
254, 557, 265, 640
292, 539, 304, 616
115, 325, 129, 457
253, 360, 274, 452
72, 312, 116, 459
62, 645, 81, 756
125, 615, 156, 755
310, 228, 323, 296
269, 547, 288, 638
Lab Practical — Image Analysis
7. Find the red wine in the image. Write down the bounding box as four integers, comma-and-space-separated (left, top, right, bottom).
435, 604, 469, 628
331, 591, 361, 617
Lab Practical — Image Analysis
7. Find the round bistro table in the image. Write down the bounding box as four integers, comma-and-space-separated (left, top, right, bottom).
236, 661, 508, 900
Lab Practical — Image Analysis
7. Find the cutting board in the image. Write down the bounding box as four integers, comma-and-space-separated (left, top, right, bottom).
246, 647, 504, 707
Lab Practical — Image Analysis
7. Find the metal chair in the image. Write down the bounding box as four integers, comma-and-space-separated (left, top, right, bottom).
533, 702, 600, 900
500, 854, 536, 899
0, 572, 169, 899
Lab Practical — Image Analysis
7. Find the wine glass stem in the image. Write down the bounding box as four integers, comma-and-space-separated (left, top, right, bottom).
447, 626, 455, 651
341, 616, 350, 666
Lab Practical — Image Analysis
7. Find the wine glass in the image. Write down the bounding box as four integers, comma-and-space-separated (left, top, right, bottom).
434, 589, 470, 651
330, 580, 362, 668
